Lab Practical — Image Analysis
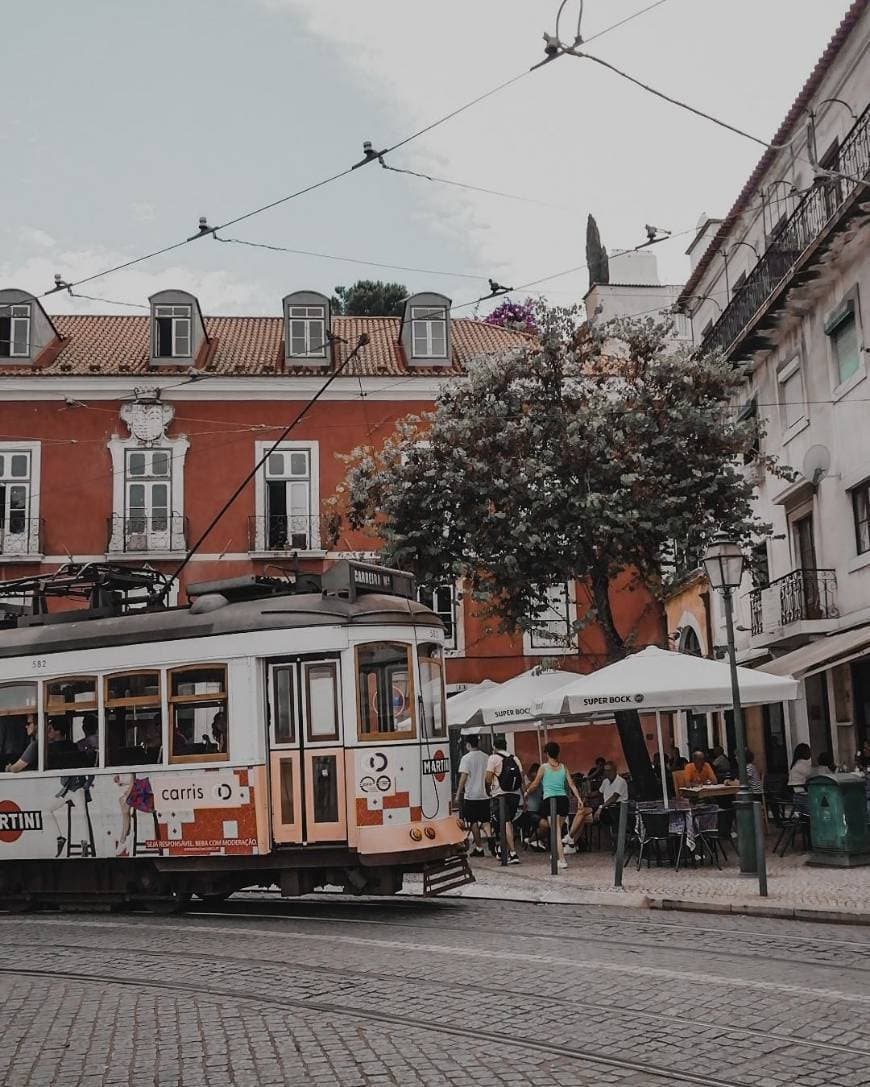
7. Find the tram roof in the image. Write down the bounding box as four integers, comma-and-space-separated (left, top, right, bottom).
0, 592, 438, 660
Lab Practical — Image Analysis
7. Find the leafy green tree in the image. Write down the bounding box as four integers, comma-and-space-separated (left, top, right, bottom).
338, 307, 778, 796
331, 280, 408, 317
586, 214, 609, 288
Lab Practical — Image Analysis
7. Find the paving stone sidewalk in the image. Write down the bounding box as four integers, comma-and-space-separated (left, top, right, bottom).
409, 844, 870, 921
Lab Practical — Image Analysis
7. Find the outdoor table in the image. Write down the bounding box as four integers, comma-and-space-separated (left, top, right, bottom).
634, 801, 717, 857
681, 784, 740, 802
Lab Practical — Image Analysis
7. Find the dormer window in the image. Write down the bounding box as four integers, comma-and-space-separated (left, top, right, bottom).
153, 304, 192, 359
412, 306, 447, 358
401, 293, 451, 365
283, 292, 331, 364
0, 303, 31, 358
288, 305, 326, 358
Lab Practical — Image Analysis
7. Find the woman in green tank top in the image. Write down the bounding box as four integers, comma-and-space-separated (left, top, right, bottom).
523, 741, 582, 869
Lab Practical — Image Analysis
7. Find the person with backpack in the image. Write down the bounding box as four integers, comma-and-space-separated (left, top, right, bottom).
524, 741, 583, 869
485, 738, 523, 864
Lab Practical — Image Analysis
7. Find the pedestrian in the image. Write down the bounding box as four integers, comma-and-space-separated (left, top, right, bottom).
524, 742, 582, 869
485, 738, 523, 865
454, 735, 491, 857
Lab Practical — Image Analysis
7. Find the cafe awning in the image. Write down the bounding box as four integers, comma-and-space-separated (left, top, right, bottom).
760, 622, 870, 680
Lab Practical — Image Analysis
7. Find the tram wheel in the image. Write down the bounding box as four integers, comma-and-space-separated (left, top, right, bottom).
197, 891, 232, 906
142, 891, 192, 915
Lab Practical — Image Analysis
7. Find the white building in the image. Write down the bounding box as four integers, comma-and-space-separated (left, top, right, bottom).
678, 0, 870, 771
585, 250, 691, 345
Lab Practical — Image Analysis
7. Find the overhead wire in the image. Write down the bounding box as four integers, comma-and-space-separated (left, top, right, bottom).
212, 234, 487, 281
378, 163, 573, 212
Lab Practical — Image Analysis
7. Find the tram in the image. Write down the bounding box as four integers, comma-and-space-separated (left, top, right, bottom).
0, 559, 471, 911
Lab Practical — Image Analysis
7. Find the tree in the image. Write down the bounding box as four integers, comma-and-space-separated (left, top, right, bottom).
586, 215, 609, 288
483, 297, 539, 335
337, 306, 780, 796
331, 280, 408, 317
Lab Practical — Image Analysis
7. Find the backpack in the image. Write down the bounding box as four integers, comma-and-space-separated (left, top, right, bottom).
497, 753, 522, 793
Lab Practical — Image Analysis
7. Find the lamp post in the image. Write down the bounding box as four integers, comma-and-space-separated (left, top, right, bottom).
703, 532, 757, 874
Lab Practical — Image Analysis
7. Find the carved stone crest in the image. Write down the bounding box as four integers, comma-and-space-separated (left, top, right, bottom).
121, 389, 174, 446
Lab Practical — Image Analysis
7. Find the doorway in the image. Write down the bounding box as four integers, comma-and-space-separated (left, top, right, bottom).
267, 656, 346, 845
804, 672, 833, 761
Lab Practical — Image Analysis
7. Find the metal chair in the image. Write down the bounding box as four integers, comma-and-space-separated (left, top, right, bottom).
693, 805, 728, 868
636, 808, 683, 869
774, 798, 810, 856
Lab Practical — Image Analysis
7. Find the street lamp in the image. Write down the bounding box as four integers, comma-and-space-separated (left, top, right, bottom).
703, 532, 756, 875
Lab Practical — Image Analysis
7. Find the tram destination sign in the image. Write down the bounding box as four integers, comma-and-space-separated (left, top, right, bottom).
323, 560, 415, 602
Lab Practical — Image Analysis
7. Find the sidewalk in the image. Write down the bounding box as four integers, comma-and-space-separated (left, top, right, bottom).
437, 844, 870, 923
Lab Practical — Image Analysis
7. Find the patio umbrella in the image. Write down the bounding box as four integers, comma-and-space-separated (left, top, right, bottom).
539, 646, 799, 805
446, 679, 500, 729
463, 668, 583, 731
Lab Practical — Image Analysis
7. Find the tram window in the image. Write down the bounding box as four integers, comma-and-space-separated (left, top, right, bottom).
104, 671, 163, 768
44, 677, 98, 770
272, 667, 295, 744
418, 643, 447, 739
0, 682, 37, 772
305, 663, 340, 742
169, 666, 228, 762
356, 643, 415, 741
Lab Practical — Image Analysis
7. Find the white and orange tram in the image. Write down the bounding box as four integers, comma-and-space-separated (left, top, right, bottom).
0, 560, 471, 911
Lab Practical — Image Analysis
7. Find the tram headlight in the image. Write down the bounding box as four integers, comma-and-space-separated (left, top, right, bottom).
409, 828, 423, 842
424, 827, 436, 840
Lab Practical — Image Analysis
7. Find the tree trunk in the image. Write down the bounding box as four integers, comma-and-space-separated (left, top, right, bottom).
590, 571, 659, 801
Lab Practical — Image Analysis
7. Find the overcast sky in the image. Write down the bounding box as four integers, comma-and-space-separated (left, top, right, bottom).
0, 0, 852, 318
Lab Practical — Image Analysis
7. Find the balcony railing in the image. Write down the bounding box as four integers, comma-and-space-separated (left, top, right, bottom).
248, 514, 322, 553
107, 514, 187, 554
702, 104, 870, 360
0, 518, 42, 557
749, 568, 838, 636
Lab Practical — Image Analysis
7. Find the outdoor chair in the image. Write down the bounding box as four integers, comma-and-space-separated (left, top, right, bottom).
774, 799, 811, 856
636, 808, 683, 870
693, 805, 728, 868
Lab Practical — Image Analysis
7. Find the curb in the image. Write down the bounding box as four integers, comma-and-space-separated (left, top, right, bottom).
648, 897, 870, 926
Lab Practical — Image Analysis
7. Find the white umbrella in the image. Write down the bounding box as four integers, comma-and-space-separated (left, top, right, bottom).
446, 679, 500, 728
466, 668, 583, 729
539, 646, 799, 805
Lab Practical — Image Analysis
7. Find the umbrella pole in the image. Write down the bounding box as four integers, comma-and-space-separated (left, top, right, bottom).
655, 710, 669, 807
536, 721, 544, 762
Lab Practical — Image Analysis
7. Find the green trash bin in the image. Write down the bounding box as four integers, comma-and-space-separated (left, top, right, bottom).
806, 774, 870, 867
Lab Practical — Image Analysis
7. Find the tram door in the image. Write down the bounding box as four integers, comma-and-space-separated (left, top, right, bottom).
267, 657, 347, 845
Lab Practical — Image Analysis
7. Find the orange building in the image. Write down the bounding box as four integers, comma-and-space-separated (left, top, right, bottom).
0, 286, 665, 771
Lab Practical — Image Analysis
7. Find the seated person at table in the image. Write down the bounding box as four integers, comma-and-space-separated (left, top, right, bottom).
683, 749, 717, 787
586, 756, 606, 792
594, 761, 628, 828
711, 745, 731, 782
745, 749, 763, 792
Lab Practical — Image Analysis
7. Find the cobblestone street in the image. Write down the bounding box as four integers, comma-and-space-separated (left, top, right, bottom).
1, 897, 869, 1087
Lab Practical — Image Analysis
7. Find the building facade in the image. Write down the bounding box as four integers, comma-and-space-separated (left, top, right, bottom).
0, 285, 664, 771
676, 0, 870, 773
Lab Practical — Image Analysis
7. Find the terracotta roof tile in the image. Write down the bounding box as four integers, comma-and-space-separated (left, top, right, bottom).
678, 0, 869, 305
0, 314, 528, 379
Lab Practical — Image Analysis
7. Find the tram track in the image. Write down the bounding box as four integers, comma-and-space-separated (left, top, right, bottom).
0, 964, 780, 1087
181, 898, 870, 971
0, 934, 862, 1061
214, 889, 870, 950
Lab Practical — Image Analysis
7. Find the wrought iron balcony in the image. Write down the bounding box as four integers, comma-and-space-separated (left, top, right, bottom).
107, 514, 187, 554
702, 104, 870, 360
248, 514, 322, 553
749, 568, 837, 636
0, 517, 43, 557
